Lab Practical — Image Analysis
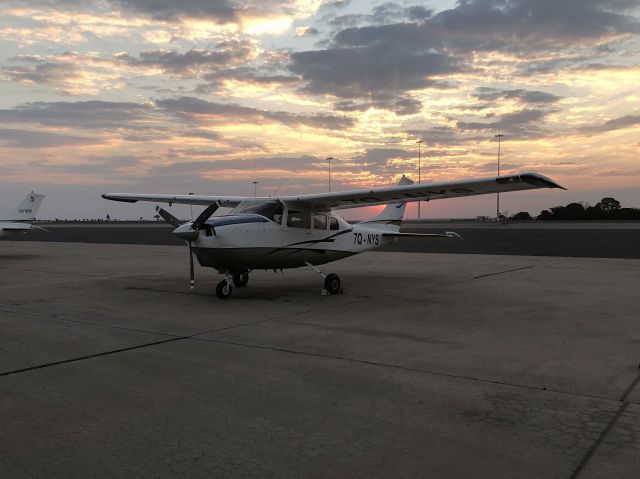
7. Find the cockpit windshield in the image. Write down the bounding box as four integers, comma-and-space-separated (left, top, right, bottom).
230, 200, 284, 223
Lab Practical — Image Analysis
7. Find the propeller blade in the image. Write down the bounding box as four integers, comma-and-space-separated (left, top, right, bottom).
192, 202, 220, 230
155, 206, 182, 228
189, 241, 195, 291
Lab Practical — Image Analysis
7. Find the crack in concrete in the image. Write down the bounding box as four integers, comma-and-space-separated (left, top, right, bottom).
569, 402, 629, 479
191, 336, 624, 405
0, 337, 185, 378
473, 265, 534, 279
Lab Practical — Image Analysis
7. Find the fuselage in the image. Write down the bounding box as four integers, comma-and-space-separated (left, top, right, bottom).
187, 210, 395, 273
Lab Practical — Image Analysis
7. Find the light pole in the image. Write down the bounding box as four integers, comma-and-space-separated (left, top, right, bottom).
416, 140, 424, 222
326, 157, 334, 192
253, 181, 259, 197
188, 192, 194, 220
494, 134, 504, 221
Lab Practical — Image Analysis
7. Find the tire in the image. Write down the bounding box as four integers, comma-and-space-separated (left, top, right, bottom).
232, 272, 249, 287
216, 280, 233, 299
324, 274, 341, 295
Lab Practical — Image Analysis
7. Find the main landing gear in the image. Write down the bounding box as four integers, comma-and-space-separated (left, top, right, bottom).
305, 262, 341, 296
216, 271, 249, 299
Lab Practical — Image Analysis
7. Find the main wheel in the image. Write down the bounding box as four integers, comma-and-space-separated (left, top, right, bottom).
232, 272, 249, 287
216, 280, 233, 299
324, 273, 341, 295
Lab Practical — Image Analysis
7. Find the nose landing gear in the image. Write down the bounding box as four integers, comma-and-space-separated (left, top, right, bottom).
216, 271, 249, 299
216, 278, 233, 299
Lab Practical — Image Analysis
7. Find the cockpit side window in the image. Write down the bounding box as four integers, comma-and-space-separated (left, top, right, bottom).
287, 211, 311, 229
329, 217, 339, 230
313, 214, 327, 230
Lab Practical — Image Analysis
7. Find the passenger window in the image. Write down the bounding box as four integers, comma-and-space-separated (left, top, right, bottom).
313, 214, 327, 230
287, 211, 310, 229
329, 217, 339, 231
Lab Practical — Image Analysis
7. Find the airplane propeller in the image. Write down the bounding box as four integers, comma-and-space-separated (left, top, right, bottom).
155, 203, 220, 291
155, 205, 181, 227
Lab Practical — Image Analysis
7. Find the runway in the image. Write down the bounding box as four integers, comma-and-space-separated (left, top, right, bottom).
1, 240, 639, 478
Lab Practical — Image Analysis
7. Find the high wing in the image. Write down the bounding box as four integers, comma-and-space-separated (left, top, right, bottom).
101, 193, 245, 208
102, 172, 563, 211
281, 172, 563, 211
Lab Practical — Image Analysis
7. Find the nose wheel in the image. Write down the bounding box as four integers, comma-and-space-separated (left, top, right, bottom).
216, 279, 233, 299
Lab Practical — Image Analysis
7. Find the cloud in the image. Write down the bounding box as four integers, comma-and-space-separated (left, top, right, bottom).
288, 0, 639, 112
156, 96, 354, 130
579, 114, 640, 134
110, 0, 239, 23
30, 155, 142, 176
334, 96, 423, 116
290, 46, 460, 99
456, 108, 551, 137
113, 40, 257, 76
0, 128, 101, 148
196, 68, 299, 93
0, 100, 155, 130
294, 26, 320, 37
472, 88, 563, 104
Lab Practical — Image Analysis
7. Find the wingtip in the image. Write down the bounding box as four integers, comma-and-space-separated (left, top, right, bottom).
101, 194, 138, 203
520, 173, 566, 190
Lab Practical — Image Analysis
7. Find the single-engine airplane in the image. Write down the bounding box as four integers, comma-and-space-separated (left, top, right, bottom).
0, 191, 46, 238
103, 172, 563, 299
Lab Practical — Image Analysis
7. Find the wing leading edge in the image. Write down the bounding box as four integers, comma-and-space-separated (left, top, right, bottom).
281, 172, 564, 211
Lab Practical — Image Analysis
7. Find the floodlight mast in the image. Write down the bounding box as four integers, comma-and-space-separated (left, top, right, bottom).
416, 140, 424, 222
494, 134, 504, 221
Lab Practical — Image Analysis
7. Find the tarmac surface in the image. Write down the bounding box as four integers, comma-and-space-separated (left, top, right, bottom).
12, 221, 640, 258
1, 240, 639, 478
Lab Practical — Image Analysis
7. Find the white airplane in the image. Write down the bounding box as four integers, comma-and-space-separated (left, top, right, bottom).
103, 172, 563, 299
0, 191, 46, 238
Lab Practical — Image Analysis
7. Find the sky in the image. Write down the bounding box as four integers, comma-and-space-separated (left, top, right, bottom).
0, 0, 639, 220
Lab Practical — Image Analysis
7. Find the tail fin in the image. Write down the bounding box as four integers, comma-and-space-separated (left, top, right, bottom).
358, 175, 413, 231
9, 191, 45, 222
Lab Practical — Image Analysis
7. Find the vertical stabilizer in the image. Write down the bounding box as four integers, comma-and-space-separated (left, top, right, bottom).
358, 175, 413, 231
9, 191, 45, 221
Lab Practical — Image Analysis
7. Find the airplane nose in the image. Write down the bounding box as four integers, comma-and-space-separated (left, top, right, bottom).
172, 223, 199, 241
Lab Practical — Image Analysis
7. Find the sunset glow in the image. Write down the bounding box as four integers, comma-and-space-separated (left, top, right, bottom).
0, 0, 639, 219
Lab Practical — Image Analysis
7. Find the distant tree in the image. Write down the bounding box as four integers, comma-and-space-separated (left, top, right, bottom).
154, 214, 161, 222
564, 202, 586, 220
106, 214, 110, 221
596, 197, 621, 212
511, 211, 532, 221
538, 209, 553, 220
